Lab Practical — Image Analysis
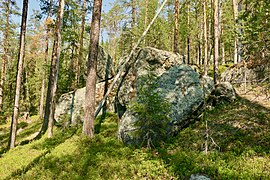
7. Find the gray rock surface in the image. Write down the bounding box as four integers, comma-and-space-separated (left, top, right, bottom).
211, 82, 236, 104
118, 64, 214, 144
94, 47, 115, 82
190, 174, 211, 180
221, 63, 269, 85
54, 82, 114, 125
117, 47, 184, 107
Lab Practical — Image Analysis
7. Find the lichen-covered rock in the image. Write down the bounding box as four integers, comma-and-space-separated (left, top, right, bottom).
220, 62, 269, 85
117, 47, 184, 107
118, 65, 214, 144
190, 174, 211, 180
54, 82, 114, 125
211, 82, 236, 104
93, 47, 115, 82
55, 47, 115, 125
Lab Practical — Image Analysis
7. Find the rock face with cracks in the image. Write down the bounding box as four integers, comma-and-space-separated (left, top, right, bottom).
118, 63, 215, 145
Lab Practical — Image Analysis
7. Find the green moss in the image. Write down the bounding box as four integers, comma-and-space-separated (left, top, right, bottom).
0, 94, 269, 179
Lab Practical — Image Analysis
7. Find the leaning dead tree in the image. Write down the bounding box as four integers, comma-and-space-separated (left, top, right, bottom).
94, 0, 169, 118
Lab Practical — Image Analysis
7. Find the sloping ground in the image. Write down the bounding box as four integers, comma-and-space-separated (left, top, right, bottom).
235, 82, 270, 108
0, 92, 269, 179
165, 95, 270, 179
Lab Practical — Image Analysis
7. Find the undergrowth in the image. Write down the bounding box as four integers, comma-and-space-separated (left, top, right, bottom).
0, 96, 269, 179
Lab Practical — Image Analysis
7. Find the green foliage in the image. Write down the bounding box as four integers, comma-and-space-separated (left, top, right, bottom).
240, 0, 270, 61
18, 122, 28, 129
130, 74, 171, 148
0, 95, 270, 179
95, 112, 119, 134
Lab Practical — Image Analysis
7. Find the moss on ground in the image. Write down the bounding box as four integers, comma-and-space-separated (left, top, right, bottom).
0, 95, 269, 179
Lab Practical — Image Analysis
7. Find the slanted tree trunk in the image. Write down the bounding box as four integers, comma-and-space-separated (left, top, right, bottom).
83, 0, 102, 137
214, 0, 219, 85
9, 0, 28, 149
39, 0, 53, 119
40, 0, 65, 138
203, 0, 208, 76
173, 0, 179, 53
0, 0, 11, 112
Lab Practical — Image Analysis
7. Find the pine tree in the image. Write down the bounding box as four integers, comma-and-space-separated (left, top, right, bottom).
9, 0, 28, 149
83, 0, 102, 137
40, 0, 65, 138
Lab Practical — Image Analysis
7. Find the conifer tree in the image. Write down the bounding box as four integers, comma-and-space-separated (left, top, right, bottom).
9, 0, 28, 149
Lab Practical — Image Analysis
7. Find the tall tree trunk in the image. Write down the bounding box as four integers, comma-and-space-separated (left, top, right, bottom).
203, 0, 208, 76
187, 0, 190, 64
82, 0, 102, 137
40, 0, 65, 138
9, 0, 28, 149
232, 0, 238, 64
214, 0, 219, 85
75, 0, 87, 88
131, 0, 136, 47
220, 3, 225, 65
0, 0, 11, 112
39, 0, 53, 119
173, 0, 179, 53
143, 0, 149, 45
237, 1, 242, 63
221, 41, 225, 65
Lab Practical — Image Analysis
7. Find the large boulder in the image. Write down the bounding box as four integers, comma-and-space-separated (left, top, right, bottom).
118, 64, 214, 145
55, 47, 115, 125
117, 47, 184, 109
54, 82, 115, 125
221, 61, 269, 85
93, 47, 115, 82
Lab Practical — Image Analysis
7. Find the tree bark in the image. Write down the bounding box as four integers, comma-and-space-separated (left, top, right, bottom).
131, 0, 136, 47
143, 0, 149, 45
82, 0, 102, 137
39, 0, 53, 119
173, 0, 179, 53
187, 0, 190, 64
203, 0, 208, 76
0, 0, 11, 112
232, 0, 238, 64
75, 0, 87, 88
214, 0, 219, 85
9, 0, 28, 149
40, 0, 65, 138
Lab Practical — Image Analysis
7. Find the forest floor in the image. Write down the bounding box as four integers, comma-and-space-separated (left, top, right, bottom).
0, 84, 269, 179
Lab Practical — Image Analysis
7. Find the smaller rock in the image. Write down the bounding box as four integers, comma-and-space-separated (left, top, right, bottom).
210, 82, 236, 105
190, 174, 211, 180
